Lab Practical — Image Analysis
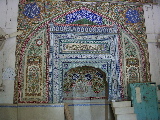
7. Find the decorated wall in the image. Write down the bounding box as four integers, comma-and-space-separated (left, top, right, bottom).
14, 1, 151, 103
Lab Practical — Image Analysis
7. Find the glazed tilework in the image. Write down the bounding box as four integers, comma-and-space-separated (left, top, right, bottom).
14, 1, 150, 103
49, 30, 120, 102
23, 2, 41, 18
64, 66, 106, 94
19, 0, 155, 4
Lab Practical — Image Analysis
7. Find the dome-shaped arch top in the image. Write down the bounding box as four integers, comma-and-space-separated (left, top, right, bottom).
52, 7, 115, 27
65, 9, 103, 25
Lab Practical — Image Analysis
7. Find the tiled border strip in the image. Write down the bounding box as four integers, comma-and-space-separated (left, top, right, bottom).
0, 104, 64, 108
3, 102, 160, 108
0, 105, 17, 108
68, 103, 111, 106
0, 103, 110, 107
18, 105, 64, 107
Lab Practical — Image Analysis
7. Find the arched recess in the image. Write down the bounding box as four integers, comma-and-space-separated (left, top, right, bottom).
63, 66, 108, 102
14, 26, 49, 103
14, 2, 150, 103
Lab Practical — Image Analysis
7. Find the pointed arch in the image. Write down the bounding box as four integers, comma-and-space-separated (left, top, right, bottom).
14, 2, 150, 103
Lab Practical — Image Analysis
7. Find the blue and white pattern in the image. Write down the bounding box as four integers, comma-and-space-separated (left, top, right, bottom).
126, 9, 140, 23
66, 10, 103, 25
49, 22, 117, 33
49, 24, 121, 103
23, 2, 40, 18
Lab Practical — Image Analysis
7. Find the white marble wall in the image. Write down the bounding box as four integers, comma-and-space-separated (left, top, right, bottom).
0, 1, 160, 104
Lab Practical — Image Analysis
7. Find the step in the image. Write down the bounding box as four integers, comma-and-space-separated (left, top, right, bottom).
116, 114, 137, 120
113, 107, 134, 114
112, 101, 131, 108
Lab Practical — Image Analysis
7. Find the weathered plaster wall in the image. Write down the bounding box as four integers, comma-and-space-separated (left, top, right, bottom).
144, 5, 160, 41
0, 0, 160, 103
0, 0, 19, 103
143, 5, 160, 100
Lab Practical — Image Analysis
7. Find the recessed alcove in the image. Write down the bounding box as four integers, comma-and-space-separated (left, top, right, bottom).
63, 66, 108, 103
